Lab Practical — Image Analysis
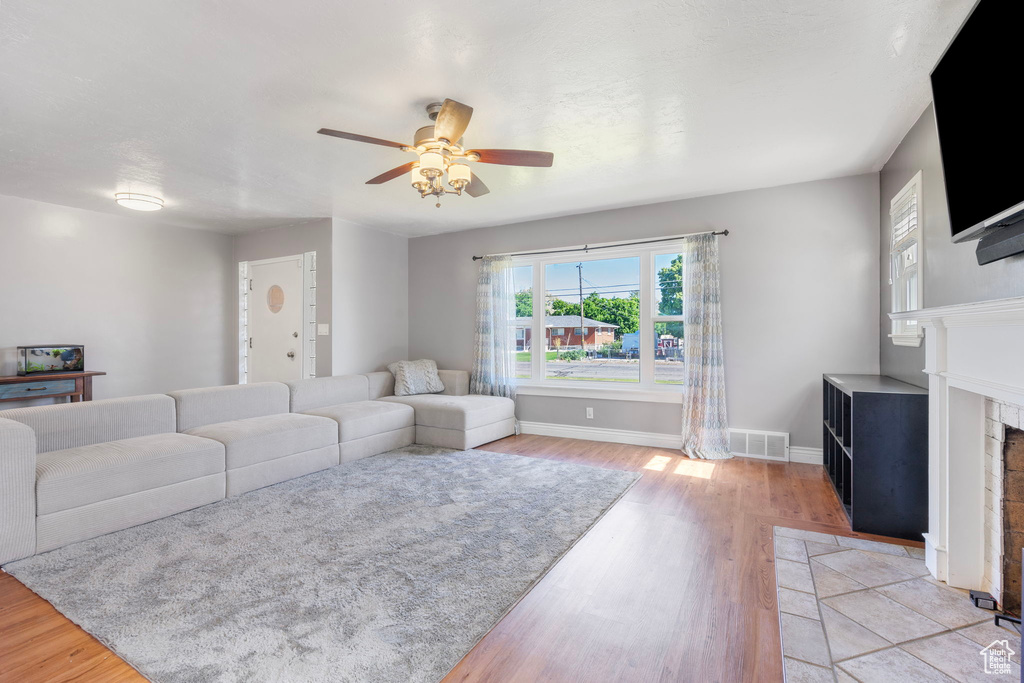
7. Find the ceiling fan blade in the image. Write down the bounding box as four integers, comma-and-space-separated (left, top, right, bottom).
434, 99, 473, 143
469, 149, 554, 167
317, 128, 408, 149
366, 161, 416, 184
465, 173, 490, 197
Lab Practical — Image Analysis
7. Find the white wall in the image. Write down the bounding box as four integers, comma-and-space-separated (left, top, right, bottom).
332, 218, 409, 374
408, 174, 880, 448
234, 218, 333, 378
0, 194, 235, 407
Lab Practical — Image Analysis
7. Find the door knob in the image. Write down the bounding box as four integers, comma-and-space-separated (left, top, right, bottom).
293, 331, 299, 338
287, 351, 296, 359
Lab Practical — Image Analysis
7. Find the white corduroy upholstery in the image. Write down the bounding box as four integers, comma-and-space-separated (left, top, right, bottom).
286, 375, 370, 414
36, 433, 225, 516
338, 427, 415, 463
168, 383, 289, 432
185, 413, 337, 471
379, 394, 515, 431
0, 394, 176, 453
35, 474, 225, 553
0, 417, 36, 564
224, 445, 339, 496
304, 401, 414, 443
415, 418, 517, 450
364, 372, 395, 400
436, 370, 470, 396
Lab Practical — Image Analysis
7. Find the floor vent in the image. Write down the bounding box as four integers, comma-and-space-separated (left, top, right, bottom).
729, 429, 790, 461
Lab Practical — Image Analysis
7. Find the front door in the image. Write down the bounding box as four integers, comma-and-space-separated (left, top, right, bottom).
248, 255, 304, 383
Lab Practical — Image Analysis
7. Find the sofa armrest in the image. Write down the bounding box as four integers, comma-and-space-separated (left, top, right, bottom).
438, 370, 470, 396
0, 417, 36, 564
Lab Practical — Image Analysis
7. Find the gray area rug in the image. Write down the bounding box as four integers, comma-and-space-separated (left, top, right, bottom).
5, 446, 640, 683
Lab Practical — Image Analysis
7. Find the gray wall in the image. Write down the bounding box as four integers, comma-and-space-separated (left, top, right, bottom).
409, 174, 881, 448
879, 104, 1024, 388
234, 218, 333, 377
332, 219, 409, 374
0, 193, 235, 407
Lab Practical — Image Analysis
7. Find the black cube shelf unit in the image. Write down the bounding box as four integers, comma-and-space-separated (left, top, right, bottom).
822, 374, 928, 541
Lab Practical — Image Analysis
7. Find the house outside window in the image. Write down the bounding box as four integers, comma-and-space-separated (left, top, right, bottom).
889, 171, 923, 347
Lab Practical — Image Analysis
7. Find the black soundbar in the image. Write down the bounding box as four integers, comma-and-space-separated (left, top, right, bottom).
976, 220, 1024, 265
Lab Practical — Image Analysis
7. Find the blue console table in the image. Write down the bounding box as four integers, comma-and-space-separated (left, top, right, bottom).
0, 371, 106, 403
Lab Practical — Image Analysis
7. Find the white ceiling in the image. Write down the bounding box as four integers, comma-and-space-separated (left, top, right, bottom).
0, 0, 974, 237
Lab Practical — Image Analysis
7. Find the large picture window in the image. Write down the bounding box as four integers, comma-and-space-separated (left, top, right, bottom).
513, 240, 687, 390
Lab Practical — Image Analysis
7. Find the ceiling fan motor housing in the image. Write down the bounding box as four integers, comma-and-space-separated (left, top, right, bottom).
425, 102, 444, 121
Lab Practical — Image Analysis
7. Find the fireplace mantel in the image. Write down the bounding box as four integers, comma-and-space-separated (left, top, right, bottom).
890, 296, 1024, 588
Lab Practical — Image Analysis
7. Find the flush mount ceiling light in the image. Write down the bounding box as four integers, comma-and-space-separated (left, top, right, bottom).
316, 98, 554, 208
114, 192, 163, 211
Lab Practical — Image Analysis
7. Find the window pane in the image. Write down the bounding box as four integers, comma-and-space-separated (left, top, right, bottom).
545, 257, 640, 382
513, 265, 533, 379
654, 322, 684, 384
655, 253, 684, 316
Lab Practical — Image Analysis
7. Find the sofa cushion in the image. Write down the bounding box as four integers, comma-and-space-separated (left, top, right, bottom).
304, 400, 414, 443
185, 413, 337, 470
286, 375, 370, 413
36, 433, 225, 516
0, 394, 176, 453
378, 394, 515, 431
168, 383, 289, 432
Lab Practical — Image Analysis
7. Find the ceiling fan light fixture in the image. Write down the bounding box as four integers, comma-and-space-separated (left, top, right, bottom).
114, 192, 164, 211
448, 163, 471, 189
418, 151, 445, 178
410, 164, 430, 191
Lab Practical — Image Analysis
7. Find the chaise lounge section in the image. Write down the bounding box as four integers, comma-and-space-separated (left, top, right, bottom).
370, 370, 516, 450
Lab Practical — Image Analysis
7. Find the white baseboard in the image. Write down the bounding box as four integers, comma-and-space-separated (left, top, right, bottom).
519, 420, 824, 466
789, 446, 824, 465
518, 421, 683, 449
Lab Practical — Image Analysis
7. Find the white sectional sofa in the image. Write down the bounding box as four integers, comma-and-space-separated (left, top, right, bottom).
0, 368, 515, 565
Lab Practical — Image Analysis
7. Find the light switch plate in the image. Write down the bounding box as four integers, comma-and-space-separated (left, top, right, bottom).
317, 324, 330, 336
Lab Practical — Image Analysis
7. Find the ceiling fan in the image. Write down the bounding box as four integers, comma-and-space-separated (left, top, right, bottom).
317, 98, 554, 207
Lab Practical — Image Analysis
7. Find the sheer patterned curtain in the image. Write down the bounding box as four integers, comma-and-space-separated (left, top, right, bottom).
470, 255, 518, 401
680, 234, 731, 459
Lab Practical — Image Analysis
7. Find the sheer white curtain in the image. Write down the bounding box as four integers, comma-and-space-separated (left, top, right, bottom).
470, 255, 518, 400
680, 234, 731, 459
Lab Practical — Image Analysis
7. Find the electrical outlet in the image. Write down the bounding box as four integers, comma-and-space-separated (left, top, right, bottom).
586, 407, 594, 419
317, 324, 330, 336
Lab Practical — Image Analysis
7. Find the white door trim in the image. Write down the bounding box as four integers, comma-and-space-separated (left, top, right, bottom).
238, 252, 317, 383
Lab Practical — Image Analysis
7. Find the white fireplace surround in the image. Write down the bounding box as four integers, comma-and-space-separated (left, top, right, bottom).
891, 296, 1024, 590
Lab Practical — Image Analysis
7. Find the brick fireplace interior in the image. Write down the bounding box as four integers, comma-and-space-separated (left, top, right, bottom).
1003, 427, 1024, 613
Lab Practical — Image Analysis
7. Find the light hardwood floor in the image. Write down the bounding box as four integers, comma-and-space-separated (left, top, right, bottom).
0, 435, 913, 682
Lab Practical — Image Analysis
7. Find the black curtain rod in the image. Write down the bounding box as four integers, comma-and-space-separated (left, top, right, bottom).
470, 230, 729, 261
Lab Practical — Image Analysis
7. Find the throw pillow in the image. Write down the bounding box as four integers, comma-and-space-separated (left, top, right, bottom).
388, 359, 445, 396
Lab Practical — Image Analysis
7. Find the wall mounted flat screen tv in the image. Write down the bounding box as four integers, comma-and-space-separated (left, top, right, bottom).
931, 0, 1024, 257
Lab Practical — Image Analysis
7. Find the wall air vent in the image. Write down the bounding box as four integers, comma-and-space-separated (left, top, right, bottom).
729, 429, 790, 461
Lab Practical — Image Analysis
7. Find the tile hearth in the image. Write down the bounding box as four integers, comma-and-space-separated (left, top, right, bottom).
774, 526, 1021, 682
